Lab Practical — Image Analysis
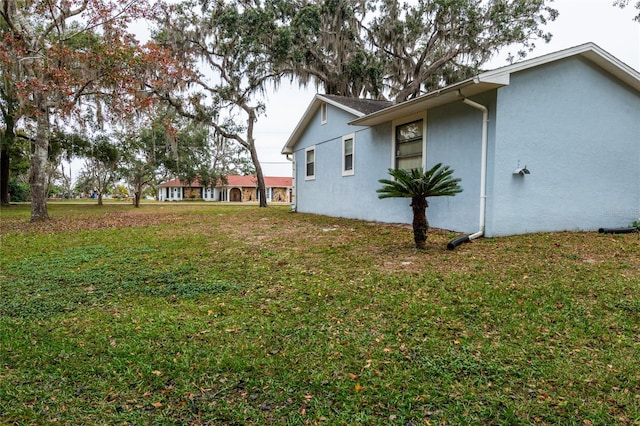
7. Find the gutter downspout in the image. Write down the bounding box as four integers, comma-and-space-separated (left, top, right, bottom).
447, 98, 489, 250
285, 154, 297, 211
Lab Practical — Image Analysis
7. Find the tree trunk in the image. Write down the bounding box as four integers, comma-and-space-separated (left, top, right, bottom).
253, 151, 267, 208
0, 143, 10, 205
410, 196, 429, 249
30, 101, 50, 222
246, 109, 267, 207
1, 110, 15, 205
97, 191, 103, 206
134, 190, 141, 207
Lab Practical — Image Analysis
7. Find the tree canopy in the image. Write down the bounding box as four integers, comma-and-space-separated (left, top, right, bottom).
614, 0, 640, 21
2, 0, 561, 216
0, 0, 183, 220
271, 0, 558, 101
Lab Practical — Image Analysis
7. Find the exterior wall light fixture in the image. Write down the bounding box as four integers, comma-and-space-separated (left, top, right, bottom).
513, 161, 530, 176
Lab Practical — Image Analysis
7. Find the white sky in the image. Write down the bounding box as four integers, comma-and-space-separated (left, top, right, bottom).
256, 0, 640, 177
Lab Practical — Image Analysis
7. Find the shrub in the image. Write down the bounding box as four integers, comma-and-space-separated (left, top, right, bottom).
8, 178, 29, 202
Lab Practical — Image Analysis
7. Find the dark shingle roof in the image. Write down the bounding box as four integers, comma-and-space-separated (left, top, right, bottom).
321, 94, 393, 115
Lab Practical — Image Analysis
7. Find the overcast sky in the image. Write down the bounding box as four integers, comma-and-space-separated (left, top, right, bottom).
257, 0, 640, 177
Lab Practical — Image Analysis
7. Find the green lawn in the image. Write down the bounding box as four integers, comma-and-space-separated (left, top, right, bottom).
1, 203, 639, 425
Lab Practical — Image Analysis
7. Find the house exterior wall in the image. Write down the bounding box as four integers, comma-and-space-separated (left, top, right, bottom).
292, 100, 494, 230
290, 55, 639, 237
184, 187, 201, 200
293, 104, 414, 222
422, 93, 498, 234
159, 187, 183, 201
241, 187, 258, 202
158, 185, 291, 203
271, 187, 290, 202
489, 56, 640, 236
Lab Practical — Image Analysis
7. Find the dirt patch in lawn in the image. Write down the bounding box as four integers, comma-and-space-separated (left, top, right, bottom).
0, 208, 183, 235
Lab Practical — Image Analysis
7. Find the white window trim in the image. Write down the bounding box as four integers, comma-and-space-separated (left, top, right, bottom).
320, 103, 327, 125
305, 146, 316, 181
391, 111, 427, 170
342, 133, 355, 176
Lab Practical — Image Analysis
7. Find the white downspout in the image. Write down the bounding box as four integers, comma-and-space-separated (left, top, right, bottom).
462, 98, 488, 240
286, 154, 296, 211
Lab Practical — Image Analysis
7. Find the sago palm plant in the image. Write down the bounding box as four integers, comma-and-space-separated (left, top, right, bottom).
377, 163, 462, 249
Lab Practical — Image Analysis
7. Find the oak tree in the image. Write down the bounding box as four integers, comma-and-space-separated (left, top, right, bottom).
154, 0, 287, 207
0, 0, 180, 220
275, 0, 557, 101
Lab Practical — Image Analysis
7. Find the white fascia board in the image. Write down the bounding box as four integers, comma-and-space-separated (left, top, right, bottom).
478, 42, 640, 91
350, 43, 640, 128
476, 73, 511, 85
479, 43, 605, 79
281, 94, 366, 155
581, 48, 640, 92
348, 84, 466, 127
281, 95, 323, 155
349, 78, 506, 127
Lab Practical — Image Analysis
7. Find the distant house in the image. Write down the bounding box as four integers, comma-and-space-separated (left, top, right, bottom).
158, 175, 293, 203
282, 43, 640, 237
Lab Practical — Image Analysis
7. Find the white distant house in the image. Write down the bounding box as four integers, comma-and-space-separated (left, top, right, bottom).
282, 43, 640, 237
158, 175, 293, 203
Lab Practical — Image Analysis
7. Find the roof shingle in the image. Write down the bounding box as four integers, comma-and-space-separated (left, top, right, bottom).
321, 94, 393, 115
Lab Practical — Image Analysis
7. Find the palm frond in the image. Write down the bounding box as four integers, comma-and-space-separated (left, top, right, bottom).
377, 163, 462, 200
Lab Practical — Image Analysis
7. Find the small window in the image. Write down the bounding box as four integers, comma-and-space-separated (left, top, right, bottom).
320, 103, 327, 124
395, 119, 424, 170
305, 146, 315, 180
342, 134, 355, 176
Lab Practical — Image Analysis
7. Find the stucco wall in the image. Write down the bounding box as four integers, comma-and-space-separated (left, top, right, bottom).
292, 100, 493, 229
292, 57, 640, 236
424, 93, 498, 234
293, 105, 413, 223
490, 56, 640, 236
271, 187, 290, 202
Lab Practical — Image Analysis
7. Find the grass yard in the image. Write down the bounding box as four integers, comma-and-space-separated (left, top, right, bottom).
1, 203, 639, 425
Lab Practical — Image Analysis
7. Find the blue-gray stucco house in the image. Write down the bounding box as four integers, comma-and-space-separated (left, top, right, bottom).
281, 43, 640, 237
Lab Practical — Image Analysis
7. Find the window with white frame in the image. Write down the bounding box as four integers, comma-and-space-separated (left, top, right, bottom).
342, 134, 355, 176
305, 146, 316, 180
320, 102, 327, 124
395, 119, 424, 170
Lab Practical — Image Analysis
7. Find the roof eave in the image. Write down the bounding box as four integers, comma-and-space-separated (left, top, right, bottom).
478, 42, 640, 91
286, 43, 639, 149
349, 78, 508, 127
580, 48, 640, 91
350, 43, 640, 128
281, 94, 365, 155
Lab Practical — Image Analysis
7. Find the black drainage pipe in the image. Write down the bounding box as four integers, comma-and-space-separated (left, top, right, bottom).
598, 227, 639, 234
447, 235, 470, 250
